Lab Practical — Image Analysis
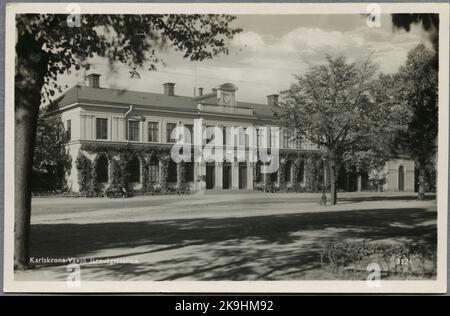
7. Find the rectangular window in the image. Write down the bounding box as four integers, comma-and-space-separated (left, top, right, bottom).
184, 124, 194, 143
149, 163, 159, 183
57, 122, 64, 141
295, 135, 302, 149
206, 125, 215, 144
283, 130, 293, 149
66, 120, 72, 141
270, 128, 278, 148
128, 120, 140, 141
96, 118, 108, 140
148, 122, 159, 142
239, 128, 248, 147
224, 127, 233, 146
166, 123, 177, 143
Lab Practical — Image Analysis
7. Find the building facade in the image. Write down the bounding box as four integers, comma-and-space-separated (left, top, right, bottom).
53, 74, 415, 194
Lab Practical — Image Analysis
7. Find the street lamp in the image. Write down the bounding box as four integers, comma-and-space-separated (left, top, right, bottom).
321, 156, 327, 206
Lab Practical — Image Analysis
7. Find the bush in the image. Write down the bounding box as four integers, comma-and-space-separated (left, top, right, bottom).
320, 242, 436, 279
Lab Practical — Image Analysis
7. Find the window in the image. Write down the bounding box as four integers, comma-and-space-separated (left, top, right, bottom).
270, 128, 278, 148
166, 123, 177, 143
57, 122, 65, 140
184, 124, 194, 144
270, 170, 278, 183
284, 161, 292, 182
283, 130, 294, 149
167, 160, 177, 182
127, 156, 140, 183
128, 120, 140, 141
148, 122, 159, 142
148, 157, 159, 183
238, 128, 248, 147
66, 120, 72, 141
224, 127, 233, 146
296, 161, 305, 183
256, 161, 263, 182
184, 162, 194, 182
205, 125, 215, 144
96, 118, 108, 140
96, 155, 109, 183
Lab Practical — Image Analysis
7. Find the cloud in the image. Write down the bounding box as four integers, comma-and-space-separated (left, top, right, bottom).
54, 18, 427, 105
230, 24, 424, 74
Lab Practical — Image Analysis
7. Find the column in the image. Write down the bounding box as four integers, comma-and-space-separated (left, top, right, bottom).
247, 162, 254, 189
117, 117, 125, 141
232, 161, 239, 189
80, 115, 86, 140
357, 174, 362, 192
111, 117, 119, 141
85, 115, 93, 140
215, 161, 223, 189
140, 120, 145, 142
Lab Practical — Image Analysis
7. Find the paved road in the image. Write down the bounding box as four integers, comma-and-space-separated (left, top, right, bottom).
16, 191, 437, 281
30, 191, 433, 224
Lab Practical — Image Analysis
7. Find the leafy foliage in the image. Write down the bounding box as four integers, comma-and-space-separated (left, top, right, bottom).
391, 14, 438, 69
75, 153, 93, 194
321, 241, 436, 278
394, 44, 438, 162
32, 109, 72, 193
16, 14, 242, 103
278, 56, 409, 203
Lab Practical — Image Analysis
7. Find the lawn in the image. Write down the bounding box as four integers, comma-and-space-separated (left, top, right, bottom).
16, 192, 437, 281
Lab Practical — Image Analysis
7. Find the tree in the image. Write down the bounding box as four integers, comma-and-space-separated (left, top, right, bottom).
278, 56, 408, 205
15, 14, 241, 269
391, 14, 439, 69
32, 108, 72, 193
394, 44, 438, 200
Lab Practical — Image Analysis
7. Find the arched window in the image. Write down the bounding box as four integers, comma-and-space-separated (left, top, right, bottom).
167, 159, 177, 183
296, 160, 305, 183
184, 162, 194, 182
148, 156, 159, 183
284, 161, 292, 182
127, 156, 141, 183
398, 165, 404, 191
96, 154, 109, 183
270, 170, 278, 183
256, 161, 263, 182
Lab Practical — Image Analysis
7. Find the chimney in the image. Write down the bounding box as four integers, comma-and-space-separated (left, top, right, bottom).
163, 82, 175, 96
267, 94, 279, 106
86, 73, 101, 88
198, 87, 204, 96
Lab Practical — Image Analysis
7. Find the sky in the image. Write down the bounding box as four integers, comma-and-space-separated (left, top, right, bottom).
57, 14, 430, 104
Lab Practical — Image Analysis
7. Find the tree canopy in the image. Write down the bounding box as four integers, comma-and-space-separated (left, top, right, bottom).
16, 14, 242, 102
278, 56, 410, 204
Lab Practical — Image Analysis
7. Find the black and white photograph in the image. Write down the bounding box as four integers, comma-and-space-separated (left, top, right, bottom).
2, 2, 448, 293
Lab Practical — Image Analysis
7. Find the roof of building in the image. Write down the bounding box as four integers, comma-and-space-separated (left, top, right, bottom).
54, 84, 279, 120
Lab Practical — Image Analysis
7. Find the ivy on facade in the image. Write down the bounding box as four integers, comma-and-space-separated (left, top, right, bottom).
77, 142, 326, 195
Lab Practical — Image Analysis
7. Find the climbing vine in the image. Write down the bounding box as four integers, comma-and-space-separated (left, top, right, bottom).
75, 153, 93, 195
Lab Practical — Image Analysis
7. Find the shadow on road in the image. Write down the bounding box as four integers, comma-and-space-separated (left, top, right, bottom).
27, 206, 437, 280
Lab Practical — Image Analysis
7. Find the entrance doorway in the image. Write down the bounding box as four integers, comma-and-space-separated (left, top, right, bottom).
223, 162, 232, 189
398, 166, 404, 191
206, 162, 215, 189
239, 162, 247, 189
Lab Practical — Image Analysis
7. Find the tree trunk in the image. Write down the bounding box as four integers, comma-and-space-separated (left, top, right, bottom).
328, 156, 338, 205
418, 162, 426, 201
14, 33, 48, 269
